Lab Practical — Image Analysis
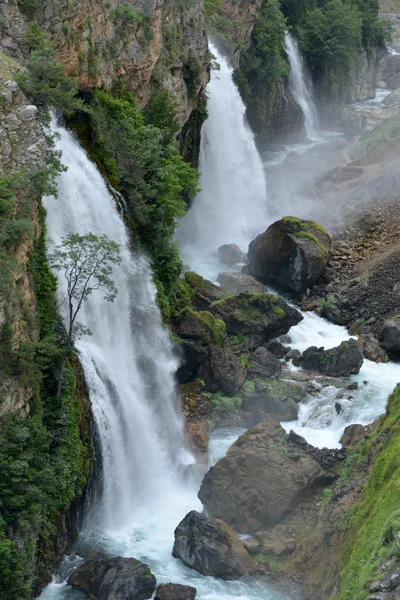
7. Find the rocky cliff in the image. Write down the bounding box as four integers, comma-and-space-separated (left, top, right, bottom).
0, 0, 209, 125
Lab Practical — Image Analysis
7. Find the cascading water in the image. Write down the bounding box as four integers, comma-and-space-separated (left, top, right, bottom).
39, 118, 297, 600
284, 33, 319, 140
177, 44, 270, 281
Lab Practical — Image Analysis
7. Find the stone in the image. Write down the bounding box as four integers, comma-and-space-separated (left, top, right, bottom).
248, 217, 332, 295
198, 347, 246, 395
184, 272, 229, 311
209, 291, 303, 341
217, 272, 266, 294
218, 244, 247, 265
199, 420, 329, 534
172, 511, 252, 579
155, 584, 197, 600
185, 421, 208, 453
348, 382, 359, 390
379, 319, 400, 359
358, 334, 389, 363
175, 340, 207, 384
335, 402, 343, 415
266, 340, 286, 359
286, 348, 301, 360
69, 556, 156, 600
300, 339, 364, 377
17, 105, 38, 122
248, 347, 282, 379
242, 392, 299, 424
339, 424, 365, 447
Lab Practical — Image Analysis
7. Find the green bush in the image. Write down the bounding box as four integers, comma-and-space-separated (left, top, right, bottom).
183, 49, 203, 99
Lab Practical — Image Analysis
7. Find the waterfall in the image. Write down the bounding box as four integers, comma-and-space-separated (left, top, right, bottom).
177, 44, 269, 282
284, 33, 319, 140
44, 117, 190, 531
39, 118, 295, 600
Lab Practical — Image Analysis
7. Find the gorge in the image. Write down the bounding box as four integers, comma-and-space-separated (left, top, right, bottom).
1, 1, 400, 600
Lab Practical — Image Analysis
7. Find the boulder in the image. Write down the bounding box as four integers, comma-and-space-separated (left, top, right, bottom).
358, 334, 389, 363
172, 510, 252, 579
248, 217, 332, 295
174, 310, 213, 344
184, 272, 229, 311
69, 556, 156, 600
383, 88, 400, 108
300, 339, 364, 377
242, 392, 298, 425
176, 340, 207, 383
339, 424, 365, 447
209, 291, 303, 341
217, 272, 266, 294
266, 340, 287, 359
218, 244, 247, 265
248, 347, 282, 379
198, 420, 329, 534
198, 346, 247, 395
185, 421, 208, 453
379, 318, 400, 358
155, 584, 197, 600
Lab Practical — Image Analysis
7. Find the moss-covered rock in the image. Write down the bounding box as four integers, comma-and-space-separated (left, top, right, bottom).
248, 218, 332, 295
185, 271, 230, 310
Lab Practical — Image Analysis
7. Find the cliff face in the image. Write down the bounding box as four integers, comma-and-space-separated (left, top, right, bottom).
0, 0, 209, 125
0, 52, 45, 418
218, 0, 263, 64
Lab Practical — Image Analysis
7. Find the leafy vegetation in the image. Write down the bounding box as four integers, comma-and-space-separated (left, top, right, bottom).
336, 386, 400, 599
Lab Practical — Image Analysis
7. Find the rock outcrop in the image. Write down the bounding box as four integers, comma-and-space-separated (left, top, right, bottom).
198, 420, 331, 534
300, 339, 364, 377
172, 510, 253, 579
248, 217, 332, 295
247, 346, 282, 379
217, 272, 266, 294
69, 556, 156, 600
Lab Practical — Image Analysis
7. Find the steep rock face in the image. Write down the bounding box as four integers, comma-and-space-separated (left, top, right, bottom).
0, 52, 45, 418
218, 0, 262, 63
0, 0, 209, 125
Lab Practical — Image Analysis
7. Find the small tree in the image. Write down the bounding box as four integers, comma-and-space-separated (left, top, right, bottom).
49, 232, 121, 398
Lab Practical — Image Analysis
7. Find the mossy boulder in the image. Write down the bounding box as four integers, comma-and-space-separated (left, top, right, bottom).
248, 217, 332, 295
198, 346, 247, 395
174, 310, 227, 347
184, 272, 230, 311
300, 339, 364, 377
209, 291, 303, 343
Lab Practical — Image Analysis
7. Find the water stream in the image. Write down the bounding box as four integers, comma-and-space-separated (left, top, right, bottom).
284, 33, 319, 140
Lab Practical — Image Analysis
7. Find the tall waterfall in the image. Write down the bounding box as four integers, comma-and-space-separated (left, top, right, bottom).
177, 44, 269, 281
44, 118, 189, 531
284, 33, 319, 139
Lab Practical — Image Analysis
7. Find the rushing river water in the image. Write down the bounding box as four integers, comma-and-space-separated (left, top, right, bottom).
38, 40, 399, 600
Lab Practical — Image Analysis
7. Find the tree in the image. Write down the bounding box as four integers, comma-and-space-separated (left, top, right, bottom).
49, 232, 121, 397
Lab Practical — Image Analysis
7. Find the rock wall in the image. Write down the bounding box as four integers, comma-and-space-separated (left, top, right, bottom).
0, 0, 209, 126
0, 51, 45, 418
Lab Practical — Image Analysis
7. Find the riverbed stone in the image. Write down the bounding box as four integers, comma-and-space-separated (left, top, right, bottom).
218, 244, 247, 265
217, 272, 266, 294
155, 583, 197, 600
198, 346, 246, 395
300, 339, 364, 377
248, 346, 282, 379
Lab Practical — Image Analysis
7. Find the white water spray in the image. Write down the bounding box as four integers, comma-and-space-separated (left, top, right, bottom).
284, 33, 319, 140
178, 45, 269, 281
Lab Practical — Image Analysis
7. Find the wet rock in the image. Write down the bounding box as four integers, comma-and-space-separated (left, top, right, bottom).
155, 583, 197, 600
266, 340, 287, 359
69, 556, 156, 600
348, 382, 359, 390
174, 311, 214, 344
217, 272, 266, 294
198, 347, 246, 395
184, 272, 229, 311
209, 291, 303, 341
335, 402, 343, 415
286, 348, 301, 361
358, 334, 389, 363
185, 421, 208, 453
242, 392, 298, 425
199, 420, 329, 534
300, 339, 364, 377
248, 347, 282, 379
321, 304, 348, 326
172, 510, 252, 579
176, 341, 207, 383
248, 217, 331, 295
339, 424, 365, 447
218, 244, 248, 265
379, 318, 400, 359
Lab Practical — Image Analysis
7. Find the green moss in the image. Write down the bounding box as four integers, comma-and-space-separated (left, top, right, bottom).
336, 385, 400, 600
197, 310, 227, 346
272, 305, 285, 318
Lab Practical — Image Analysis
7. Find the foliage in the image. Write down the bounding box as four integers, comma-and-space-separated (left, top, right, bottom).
336, 385, 400, 599
49, 232, 121, 344
143, 89, 180, 142
182, 49, 203, 99
89, 89, 199, 317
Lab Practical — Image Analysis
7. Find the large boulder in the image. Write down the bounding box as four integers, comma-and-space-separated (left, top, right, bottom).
184, 272, 230, 311
217, 272, 266, 294
358, 333, 389, 363
209, 291, 303, 342
218, 244, 247, 265
247, 347, 282, 379
339, 424, 365, 447
248, 217, 332, 294
69, 556, 156, 600
379, 318, 400, 358
300, 339, 364, 377
198, 420, 329, 534
155, 584, 197, 600
242, 392, 298, 424
172, 510, 252, 579
198, 346, 247, 395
